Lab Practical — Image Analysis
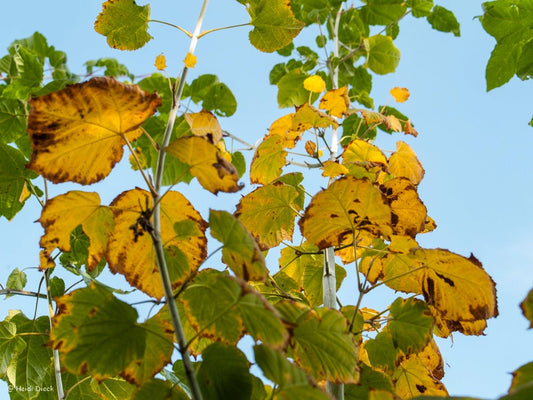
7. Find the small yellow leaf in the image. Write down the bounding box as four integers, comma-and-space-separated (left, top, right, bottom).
319, 86, 350, 118
183, 52, 197, 68
303, 75, 326, 93
268, 113, 301, 147
389, 87, 410, 103
388, 141, 425, 186
154, 53, 166, 70
321, 161, 349, 178
292, 103, 338, 132
304, 140, 316, 156
27, 77, 161, 185
184, 109, 223, 144
404, 119, 418, 137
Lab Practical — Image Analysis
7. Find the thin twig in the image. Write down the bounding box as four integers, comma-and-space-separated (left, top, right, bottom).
149, 19, 192, 37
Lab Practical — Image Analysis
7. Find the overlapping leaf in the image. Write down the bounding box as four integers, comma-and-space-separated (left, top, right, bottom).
165, 136, 243, 194
392, 356, 448, 398
184, 110, 223, 144
250, 135, 291, 184
292, 104, 338, 131
38, 191, 113, 270
299, 177, 393, 249
319, 86, 350, 118
388, 141, 425, 185
106, 188, 207, 299
50, 283, 173, 385
235, 181, 302, 249
0, 143, 34, 220
27, 77, 161, 184
342, 139, 388, 180
95, 0, 152, 50
209, 210, 268, 281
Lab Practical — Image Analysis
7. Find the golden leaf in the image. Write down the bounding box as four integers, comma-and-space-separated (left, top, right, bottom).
154, 53, 166, 70
27, 77, 161, 184
184, 109, 223, 144
165, 136, 243, 194
342, 139, 388, 180
299, 177, 393, 249
380, 178, 427, 237
361, 110, 385, 125
250, 135, 290, 185
303, 75, 326, 93
267, 113, 301, 147
304, 140, 316, 156
292, 103, 338, 132
184, 52, 197, 68
39, 191, 113, 271
106, 188, 207, 299
322, 161, 349, 178
388, 141, 425, 186
389, 87, 410, 103
319, 86, 350, 118
393, 356, 448, 398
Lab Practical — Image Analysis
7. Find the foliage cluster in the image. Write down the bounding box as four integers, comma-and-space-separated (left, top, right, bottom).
0, 1, 532, 400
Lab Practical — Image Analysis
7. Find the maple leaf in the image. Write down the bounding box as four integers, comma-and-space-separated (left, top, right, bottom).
38, 191, 113, 270
165, 136, 243, 194
27, 77, 161, 185
319, 86, 350, 118
106, 188, 207, 299
322, 160, 349, 178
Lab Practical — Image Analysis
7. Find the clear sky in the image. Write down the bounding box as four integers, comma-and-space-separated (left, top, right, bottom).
0, 1, 532, 399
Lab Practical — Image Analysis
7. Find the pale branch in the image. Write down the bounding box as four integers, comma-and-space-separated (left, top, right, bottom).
0, 289, 47, 299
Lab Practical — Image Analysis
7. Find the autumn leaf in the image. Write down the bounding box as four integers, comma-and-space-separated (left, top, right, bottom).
305, 140, 317, 156
235, 181, 302, 250
183, 52, 197, 68
520, 289, 533, 329
184, 109, 223, 144
303, 75, 326, 93
154, 54, 166, 70
106, 188, 207, 299
393, 356, 448, 398
95, 0, 152, 50
319, 86, 350, 118
27, 77, 161, 184
38, 191, 113, 270
292, 104, 338, 132
250, 135, 290, 185
165, 136, 243, 194
404, 120, 418, 137
342, 139, 388, 180
384, 115, 402, 132
388, 141, 425, 185
268, 113, 301, 146
389, 87, 410, 103
322, 160, 349, 178
299, 177, 393, 249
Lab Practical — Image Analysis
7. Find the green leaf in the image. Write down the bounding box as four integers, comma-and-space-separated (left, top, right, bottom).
253, 344, 309, 387
231, 151, 246, 177
3, 47, 44, 99
338, 8, 368, 46
388, 297, 434, 354
277, 69, 310, 108
360, 0, 407, 25
245, 0, 305, 52
0, 321, 26, 379
427, 5, 460, 36
138, 73, 174, 113
517, 39, 533, 80
187, 74, 219, 103
292, 308, 359, 383
209, 210, 268, 281
203, 82, 237, 117
0, 143, 33, 220
85, 58, 134, 80
0, 98, 27, 144
198, 343, 253, 400
364, 331, 400, 371
481, 0, 533, 43
509, 361, 533, 394
90, 377, 137, 400
5, 268, 27, 297
303, 261, 346, 307
95, 0, 152, 50
364, 35, 401, 75
61, 373, 103, 400
486, 42, 522, 90
520, 289, 533, 328
49, 276, 65, 298
132, 378, 189, 400
277, 42, 294, 56
407, 0, 434, 17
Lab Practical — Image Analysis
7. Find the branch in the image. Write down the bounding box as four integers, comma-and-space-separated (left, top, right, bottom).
44, 270, 64, 400
0, 289, 47, 299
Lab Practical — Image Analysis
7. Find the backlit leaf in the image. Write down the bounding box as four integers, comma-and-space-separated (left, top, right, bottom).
319, 86, 350, 118
364, 35, 401, 75
277, 69, 311, 108
5, 268, 27, 298
27, 77, 161, 184
389, 87, 410, 103
268, 113, 302, 146
95, 0, 152, 50
51, 283, 173, 385
509, 361, 533, 394
388, 297, 433, 355
107, 188, 207, 299
299, 177, 393, 249
0, 320, 26, 379
0, 143, 34, 220
342, 139, 388, 179
209, 210, 268, 281
304, 75, 326, 93
520, 289, 533, 328
361, 0, 407, 25
427, 5, 460, 36
322, 160, 350, 178
250, 135, 290, 184
486, 42, 521, 91
184, 110, 223, 143
292, 104, 338, 131
132, 378, 189, 400
38, 191, 113, 270
244, 0, 305, 52
236, 181, 302, 249
166, 136, 243, 194
388, 141, 425, 185
393, 356, 448, 398
364, 331, 400, 372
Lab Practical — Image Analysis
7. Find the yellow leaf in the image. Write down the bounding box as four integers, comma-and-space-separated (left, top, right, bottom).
361, 307, 382, 331
299, 177, 393, 249
319, 86, 350, 118
361, 110, 385, 125
18, 183, 31, 203
335, 230, 374, 264
154, 53, 166, 70
184, 109, 223, 144
235, 181, 302, 250
183, 52, 197, 68
404, 119, 418, 137
304, 140, 316, 156
303, 75, 326, 93
39, 250, 55, 270
292, 103, 338, 132
107, 188, 207, 299
250, 135, 290, 185
388, 235, 419, 253
389, 87, 410, 103
380, 178, 427, 237
39, 191, 113, 271
421, 215, 437, 234
165, 136, 243, 194
342, 139, 388, 179
393, 356, 448, 399
267, 113, 301, 147
322, 161, 349, 178
384, 115, 402, 132
388, 141, 425, 186
432, 312, 488, 337
27, 77, 161, 184
414, 339, 445, 380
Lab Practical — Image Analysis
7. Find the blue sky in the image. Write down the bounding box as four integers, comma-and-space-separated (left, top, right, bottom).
0, 1, 532, 398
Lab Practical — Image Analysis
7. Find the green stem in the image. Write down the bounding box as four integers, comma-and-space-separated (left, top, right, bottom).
198, 22, 251, 38
149, 19, 192, 38
151, 2, 210, 400
0, 289, 47, 299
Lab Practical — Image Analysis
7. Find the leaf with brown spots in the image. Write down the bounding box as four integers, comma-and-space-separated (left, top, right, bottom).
27, 77, 161, 184
268, 113, 302, 147
184, 109, 223, 144
249, 135, 291, 185
38, 191, 113, 270
235, 181, 302, 250
393, 355, 448, 398
319, 86, 350, 118
165, 136, 243, 194
106, 188, 207, 299
292, 103, 339, 132
299, 177, 393, 249
342, 139, 388, 180
388, 141, 425, 185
